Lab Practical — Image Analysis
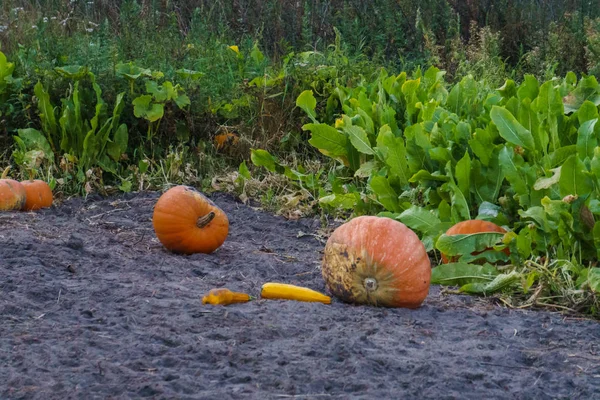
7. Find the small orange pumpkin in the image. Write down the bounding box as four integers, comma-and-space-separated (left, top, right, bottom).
21, 180, 53, 211
0, 178, 27, 211
322, 216, 431, 308
440, 219, 509, 263
152, 185, 229, 254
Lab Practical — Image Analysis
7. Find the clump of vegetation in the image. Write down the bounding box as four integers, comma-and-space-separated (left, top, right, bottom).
0, 0, 599, 317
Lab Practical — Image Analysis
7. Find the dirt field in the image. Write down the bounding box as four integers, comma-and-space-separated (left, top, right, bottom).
1, 191, 599, 399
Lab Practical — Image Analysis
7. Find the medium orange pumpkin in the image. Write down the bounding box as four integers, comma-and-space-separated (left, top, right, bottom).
0, 178, 27, 211
152, 185, 229, 254
21, 180, 53, 211
440, 219, 508, 263
322, 216, 431, 308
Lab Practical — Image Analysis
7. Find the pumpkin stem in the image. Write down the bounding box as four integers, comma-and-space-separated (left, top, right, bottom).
364, 277, 378, 292
196, 211, 216, 228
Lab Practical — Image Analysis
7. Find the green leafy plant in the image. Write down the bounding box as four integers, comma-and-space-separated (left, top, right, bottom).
27, 66, 128, 182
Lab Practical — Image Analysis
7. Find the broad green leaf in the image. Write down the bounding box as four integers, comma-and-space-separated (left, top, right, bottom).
476, 202, 502, 220
119, 180, 132, 193
469, 128, 493, 166
370, 175, 400, 212
517, 74, 539, 101
591, 147, 600, 181
518, 99, 543, 152
547, 145, 577, 167
577, 100, 599, 124
397, 206, 442, 235
357, 108, 375, 136
447, 182, 471, 221
115, 62, 152, 80
132, 95, 164, 122
174, 93, 191, 109
55, 65, 89, 80
0, 51, 15, 93
238, 160, 251, 179
576, 118, 598, 160
250, 42, 265, 65
559, 155, 593, 197
319, 193, 360, 210
533, 167, 561, 190
436, 232, 506, 257
460, 271, 521, 294
587, 268, 600, 292
563, 76, 600, 114
431, 263, 499, 286
455, 151, 471, 200
175, 68, 204, 81
458, 249, 510, 264
519, 206, 551, 231
498, 79, 517, 99
409, 170, 450, 183
34, 81, 58, 148
354, 161, 378, 178
344, 125, 374, 155
107, 124, 128, 162
499, 145, 528, 197
15, 128, 53, 160
296, 90, 317, 120
490, 106, 535, 150
250, 149, 279, 172
138, 159, 149, 174
376, 125, 410, 186
303, 123, 347, 159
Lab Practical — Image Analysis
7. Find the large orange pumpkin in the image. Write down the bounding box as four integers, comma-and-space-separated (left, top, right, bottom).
0, 178, 27, 211
152, 186, 229, 254
440, 219, 508, 263
322, 216, 431, 308
21, 180, 53, 211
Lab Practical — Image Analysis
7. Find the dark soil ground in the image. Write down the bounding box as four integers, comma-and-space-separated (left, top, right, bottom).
1, 191, 599, 400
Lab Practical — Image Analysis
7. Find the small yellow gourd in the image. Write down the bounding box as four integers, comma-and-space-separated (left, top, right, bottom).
260, 283, 331, 304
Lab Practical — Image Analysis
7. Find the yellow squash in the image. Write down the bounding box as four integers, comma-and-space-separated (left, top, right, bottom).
202, 288, 250, 306
260, 283, 331, 304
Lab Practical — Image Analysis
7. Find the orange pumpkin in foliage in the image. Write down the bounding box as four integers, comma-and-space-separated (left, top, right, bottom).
152, 186, 229, 254
0, 178, 26, 211
322, 216, 431, 308
21, 180, 53, 211
440, 219, 509, 263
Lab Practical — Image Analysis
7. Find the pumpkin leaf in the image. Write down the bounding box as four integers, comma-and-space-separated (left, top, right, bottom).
132, 95, 164, 122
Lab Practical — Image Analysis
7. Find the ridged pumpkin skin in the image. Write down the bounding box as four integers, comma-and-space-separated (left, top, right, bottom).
152, 186, 229, 254
441, 219, 508, 263
21, 180, 53, 211
322, 216, 431, 308
0, 179, 27, 211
